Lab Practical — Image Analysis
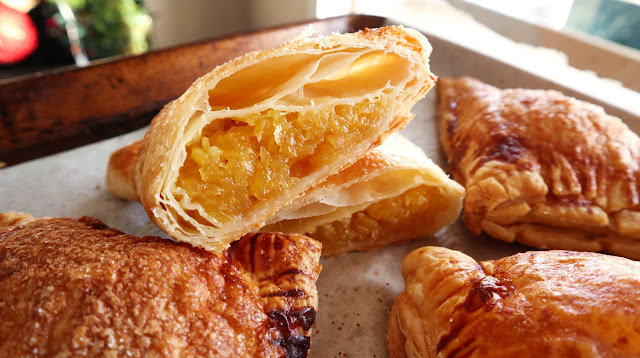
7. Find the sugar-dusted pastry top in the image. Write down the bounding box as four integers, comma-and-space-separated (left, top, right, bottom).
389, 246, 640, 357
437, 76, 640, 259
117, 25, 435, 251
0, 213, 321, 358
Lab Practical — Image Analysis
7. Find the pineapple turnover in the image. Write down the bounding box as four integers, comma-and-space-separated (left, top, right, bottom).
261, 133, 464, 256
109, 133, 465, 256
110, 26, 436, 251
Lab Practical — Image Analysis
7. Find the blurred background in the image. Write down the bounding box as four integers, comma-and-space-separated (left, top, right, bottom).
0, 0, 638, 81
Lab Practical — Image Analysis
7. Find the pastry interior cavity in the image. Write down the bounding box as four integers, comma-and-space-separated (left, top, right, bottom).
171, 49, 415, 230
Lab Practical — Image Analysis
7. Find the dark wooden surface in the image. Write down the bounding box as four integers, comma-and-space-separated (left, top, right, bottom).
0, 15, 386, 167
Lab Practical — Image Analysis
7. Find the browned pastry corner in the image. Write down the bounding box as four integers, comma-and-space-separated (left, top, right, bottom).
437, 76, 640, 259
0, 213, 321, 357
389, 246, 640, 357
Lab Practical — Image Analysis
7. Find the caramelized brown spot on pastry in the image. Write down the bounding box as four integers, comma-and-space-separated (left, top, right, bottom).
268, 307, 317, 358
464, 276, 515, 312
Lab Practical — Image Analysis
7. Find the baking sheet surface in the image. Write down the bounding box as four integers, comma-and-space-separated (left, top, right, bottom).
0, 90, 527, 357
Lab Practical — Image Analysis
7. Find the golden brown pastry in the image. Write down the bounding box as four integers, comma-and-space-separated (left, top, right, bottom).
0, 212, 321, 357
388, 246, 640, 357
438, 76, 640, 259
262, 133, 464, 255
110, 26, 435, 251
108, 134, 464, 256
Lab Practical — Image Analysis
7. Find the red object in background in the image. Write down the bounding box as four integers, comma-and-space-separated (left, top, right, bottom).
0, 3, 38, 64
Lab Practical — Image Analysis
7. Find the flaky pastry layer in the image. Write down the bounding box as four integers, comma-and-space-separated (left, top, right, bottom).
437, 77, 640, 259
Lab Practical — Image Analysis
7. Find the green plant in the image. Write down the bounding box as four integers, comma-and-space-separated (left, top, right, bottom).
48, 0, 151, 59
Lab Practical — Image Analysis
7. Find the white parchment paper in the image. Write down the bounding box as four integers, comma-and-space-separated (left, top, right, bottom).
0, 91, 527, 357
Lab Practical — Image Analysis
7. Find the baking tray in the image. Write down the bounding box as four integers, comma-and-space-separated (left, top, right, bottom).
1, 15, 639, 357
0, 15, 387, 166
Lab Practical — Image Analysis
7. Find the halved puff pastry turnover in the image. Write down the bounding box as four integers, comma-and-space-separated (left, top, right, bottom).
438, 77, 640, 259
0, 212, 321, 358
262, 133, 464, 255
388, 246, 640, 357
108, 133, 464, 256
116, 26, 435, 251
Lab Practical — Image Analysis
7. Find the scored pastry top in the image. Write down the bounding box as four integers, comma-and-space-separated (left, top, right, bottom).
0, 213, 321, 357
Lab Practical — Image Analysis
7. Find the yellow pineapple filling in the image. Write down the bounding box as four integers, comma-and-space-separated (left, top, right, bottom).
308, 185, 447, 254
175, 98, 389, 226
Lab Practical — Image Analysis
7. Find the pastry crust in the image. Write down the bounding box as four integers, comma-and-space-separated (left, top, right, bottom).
0, 213, 321, 357
108, 133, 464, 256
388, 246, 640, 357
0, 211, 38, 227
437, 77, 640, 259
125, 26, 435, 251
106, 140, 140, 201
